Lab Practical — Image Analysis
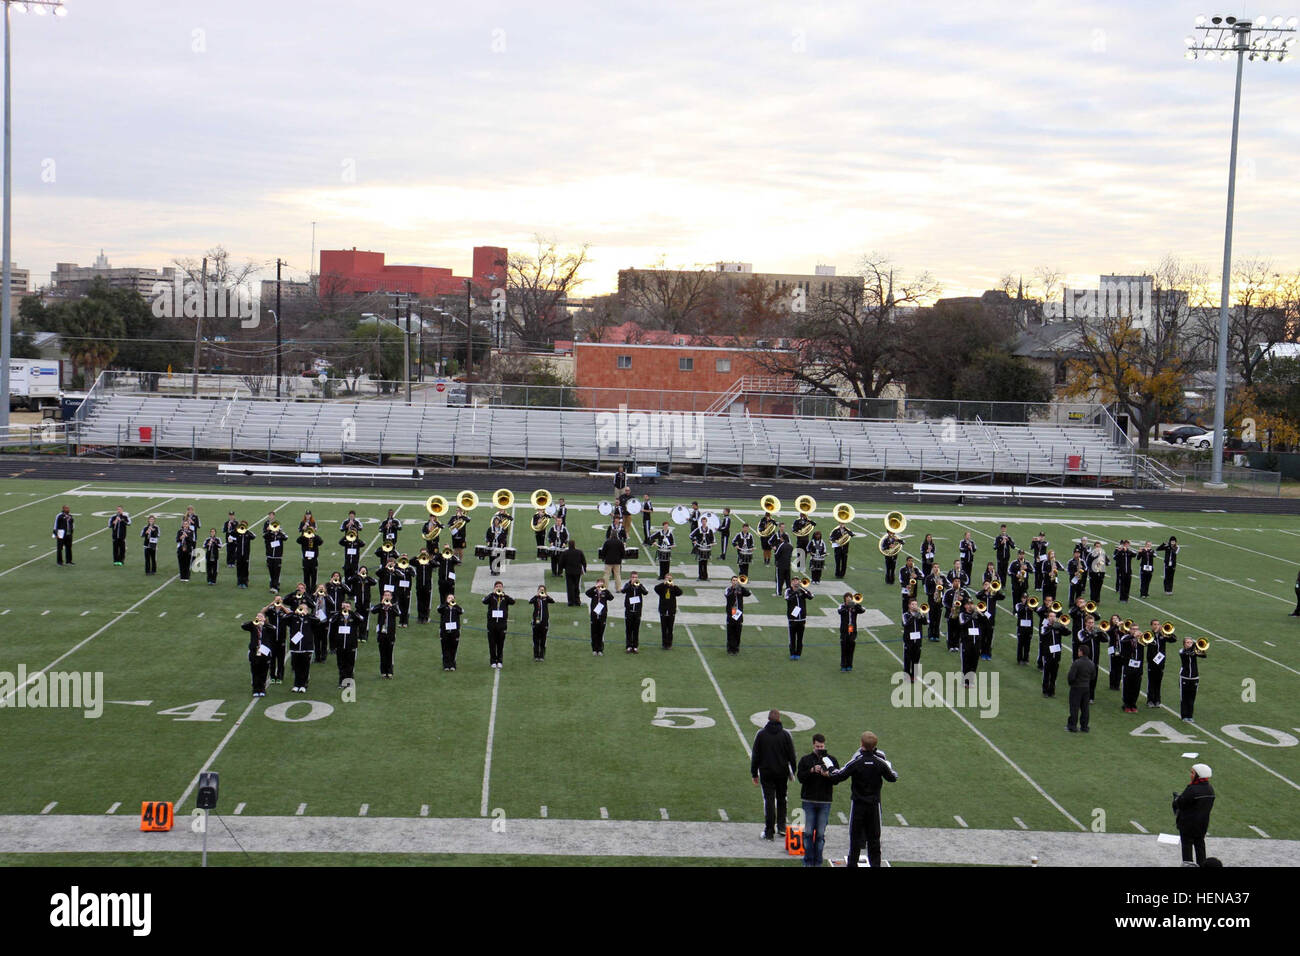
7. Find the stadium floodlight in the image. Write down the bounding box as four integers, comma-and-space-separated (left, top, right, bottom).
1185, 12, 1295, 487
0, 0, 66, 432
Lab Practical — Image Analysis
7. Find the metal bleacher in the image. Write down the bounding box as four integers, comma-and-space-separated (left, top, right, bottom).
74, 394, 1136, 483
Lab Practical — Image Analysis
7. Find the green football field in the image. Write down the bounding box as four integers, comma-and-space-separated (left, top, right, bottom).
1, 476, 1298, 864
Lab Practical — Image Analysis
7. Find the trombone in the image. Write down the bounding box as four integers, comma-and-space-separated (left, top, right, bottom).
236, 520, 249, 534
833, 502, 855, 523
918, 603, 930, 614
1084, 600, 1097, 615
1161, 621, 1176, 636
976, 600, 987, 613
737, 574, 749, 586
345, 530, 359, 543
426, 494, 449, 517
1139, 630, 1155, 645
852, 592, 863, 604
1099, 620, 1112, 633
1195, 637, 1209, 653
1026, 595, 1040, 609
798, 576, 812, 588
989, 579, 1002, 593
1059, 612, 1071, 627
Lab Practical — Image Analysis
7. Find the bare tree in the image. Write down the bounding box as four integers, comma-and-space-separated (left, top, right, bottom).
619, 258, 721, 334
505, 236, 589, 349
1033, 265, 1064, 304
1188, 258, 1291, 388
573, 294, 622, 343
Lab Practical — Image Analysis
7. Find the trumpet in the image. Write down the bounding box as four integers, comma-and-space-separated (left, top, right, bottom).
976, 600, 987, 612
799, 576, 812, 588
272, 596, 284, 608
1027, 595, 1040, 609
426, 494, 449, 517
852, 592, 863, 604
665, 574, 674, 585
493, 488, 514, 510
989, 579, 1002, 593
1123, 619, 1134, 630
417, 551, 430, 564
884, 511, 907, 534
1161, 621, 1176, 636
1049, 601, 1062, 614
760, 494, 782, 515
833, 502, 855, 523
530, 489, 551, 511
795, 494, 817, 515
1099, 620, 1111, 633
538, 586, 548, 597
236, 520, 249, 534
1195, 637, 1209, 653
1140, 630, 1155, 645
737, 574, 749, 586
457, 490, 479, 511
1059, 613, 1071, 627
918, 603, 930, 614
878, 533, 903, 557
1084, 601, 1097, 615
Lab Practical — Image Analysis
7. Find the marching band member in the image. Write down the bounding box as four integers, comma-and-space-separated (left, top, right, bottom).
140, 515, 160, 575
1073, 614, 1100, 701
898, 555, 920, 616
1293, 567, 1300, 616
52, 504, 75, 565
434, 546, 460, 602
284, 602, 312, 687
606, 514, 628, 543
223, 511, 239, 568
339, 529, 363, 579
994, 525, 1015, 586
264, 520, 287, 592
1030, 531, 1049, 590
757, 510, 777, 566
1039, 610, 1065, 698
379, 509, 401, 548
329, 600, 360, 686
649, 521, 675, 580
901, 598, 925, 681
340, 510, 363, 535
290, 600, 316, 693
553, 498, 568, 526
717, 507, 732, 559
296, 527, 320, 592
1178, 637, 1207, 720
837, 592, 865, 671
1087, 542, 1108, 604
792, 511, 818, 575
975, 579, 1000, 660
449, 507, 470, 560
879, 530, 902, 585
654, 574, 683, 649
1066, 550, 1087, 606
298, 510, 317, 535
414, 550, 435, 624
944, 579, 963, 652
1041, 549, 1063, 604
109, 506, 131, 566
622, 571, 648, 653
261, 511, 278, 535
1013, 593, 1035, 665
958, 597, 984, 684
807, 530, 827, 583
263, 596, 291, 683
176, 520, 195, 581
1119, 623, 1144, 713
242, 613, 273, 697
326, 570, 349, 615
532, 504, 549, 551
919, 533, 937, 578
529, 585, 555, 662
394, 554, 414, 627
1112, 539, 1134, 603
1147, 618, 1172, 708
311, 586, 332, 664
546, 518, 569, 576
829, 523, 854, 579
421, 512, 443, 553
437, 595, 462, 670
484, 517, 509, 576
181, 506, 201, 544
926, 574, 944, 642
640, 493, 654, 541
374, 539, 398, 570
980, 561, 998, 587
1137, 541, 1156, 598
687, 501, 702, 532
732, 523, 756, 580
1107, 614, 1124, 691
231, 520, 256, 588
771, 531, 792, 595
1072, 536, 1090, 566
348, 565, 377, 643
377, 556, 400, 612
1068, 596, 1088, 643
945, 558, 968, 590
958, 531, 976, 579
203, 529, 222, 585
374, 591, 399, 678
586, 578, 614, 656
1157, 536, 1180, 594
482, 581, 514, 669
598, 525, 626, 591
725, 575, 753, 655
1008, 550, 1031, 603
785, 578, 813, 660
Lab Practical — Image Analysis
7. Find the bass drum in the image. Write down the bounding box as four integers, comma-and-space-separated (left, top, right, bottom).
704, 511, 721, 531
670, 505, 690, 525
626, 498, 642, 515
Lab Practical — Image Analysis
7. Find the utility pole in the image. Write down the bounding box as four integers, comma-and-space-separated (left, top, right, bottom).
404, 298, 412, 404
192, 255, 206, 396
465, 279, 473, 378
275, 258, 282, 399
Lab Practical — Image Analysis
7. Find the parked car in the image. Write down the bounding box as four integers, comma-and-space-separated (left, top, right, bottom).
1164, 424, 1208, 444
1187, 431, 1221, 450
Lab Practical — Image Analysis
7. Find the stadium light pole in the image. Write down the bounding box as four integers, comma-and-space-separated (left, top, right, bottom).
0, 0, 67, 432
1185, 14, 1296, 486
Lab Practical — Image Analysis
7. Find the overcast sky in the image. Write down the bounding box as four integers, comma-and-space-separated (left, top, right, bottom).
6, 0, 1299, 298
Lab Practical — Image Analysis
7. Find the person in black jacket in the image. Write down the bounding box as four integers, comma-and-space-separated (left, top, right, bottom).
819, 731, 898, 868
202, 529, 222, 585
1172, 763, 1215, 866
725, 576, 753, 655
528, 585, 555, 661
785, 579, 813, 660
1066, 644, 1096, 733
586, 579, 614, 655
622, 572, 648, 653
330, 601, 361, 687
1292, 567, 1300, 615
241, 613, 273, 697
373, 592, 398, 677
264, 522, 288, 592
288, 603, 315, 693
772, 534, 793, 596
53, 505, 75, 565
437, 595, 463, 670
599, 530, 626, 591
176, 523, 195, 581
1157, 536, 1180, 594
796, 734, 840, 867
140, 516, 160, 575
414, 551, 436, 624
340, 530, 363, 578
223, 512, 239, 568
1179, 636, 1207, 720
108, 507, 130, 566
654, 574, 683, 649
482, 581, 515, 669
901, 598, 925, 681
838, 594, 865, 671
750, 709, 798, 841
560, 540, 588, 607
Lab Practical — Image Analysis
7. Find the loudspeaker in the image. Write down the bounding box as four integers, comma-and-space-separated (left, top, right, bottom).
197, 771, 219, 811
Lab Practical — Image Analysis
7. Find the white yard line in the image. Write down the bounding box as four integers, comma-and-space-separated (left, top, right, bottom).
1130, 820, 1149, 834
1154, 522, 1298, 568
0, 484, 88, 517
480, 666, 501, 818
684, 624, 751, 758
0, 494, 177, 578
174, 697, 261, 812
1249, 825, 1271, 839
1, 574, 179, 706
1013, 817, 1028, 830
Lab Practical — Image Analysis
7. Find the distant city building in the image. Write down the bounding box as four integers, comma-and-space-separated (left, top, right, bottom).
4, 264, 29, 316
319, 246, 508, 299
617, 262, 864, 315
1042, 274, 1183, 329
50, 251, 178, 297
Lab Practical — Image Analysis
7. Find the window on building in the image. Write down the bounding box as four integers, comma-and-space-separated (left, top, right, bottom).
679, 357, 694, 372
716, 358, 731, 373
617, 355, 632, 369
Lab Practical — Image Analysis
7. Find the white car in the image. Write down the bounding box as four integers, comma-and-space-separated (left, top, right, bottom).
1187, 432, 1221, 450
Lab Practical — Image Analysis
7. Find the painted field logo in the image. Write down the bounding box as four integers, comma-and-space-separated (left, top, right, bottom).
889, 664, 1000, 719
0, 666, 104, 718
595, 404, 706, 459
150, 275, 258, 327
50, 886, 151, 936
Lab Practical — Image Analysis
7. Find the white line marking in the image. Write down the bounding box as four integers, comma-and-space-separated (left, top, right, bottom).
359, 804, 369, 816
0, 484, 87, 517
1275, 579, 1286, 584
40, 610, 49, 616
659, 808, 669, 820
540, 806, 548, 818
79, 611, 89, 617
0, 610, 7, 616
158, 611, 166, 618
0, 495, 175, 579
105, 803, 120, 815
895, 813, 909, 826
838, 812, 847, 824
2, 575, 179, 706
1130, 820, 1149, 834
1156, 522, 1296, 567
1013, 817, 1028, 830
480, 666, 501, 818
41, 802, 56, 815
174, 697, 260, 812
1266, 641, 1276, 647
233, 802, 246, 815
1249, 825, 1271, 838
599, 807, 609, 819
420, 805, 429, 817
296, 803, 306, 815
197, 612, 204, 618
718, 809, 729, 821
684, 624, 750, 757
954, 815, 968, 828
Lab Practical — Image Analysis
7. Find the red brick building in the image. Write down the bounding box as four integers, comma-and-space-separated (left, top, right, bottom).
319, 246, 508, 298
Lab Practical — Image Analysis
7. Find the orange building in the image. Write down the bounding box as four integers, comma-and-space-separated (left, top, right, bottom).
319, 246, 507, 298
